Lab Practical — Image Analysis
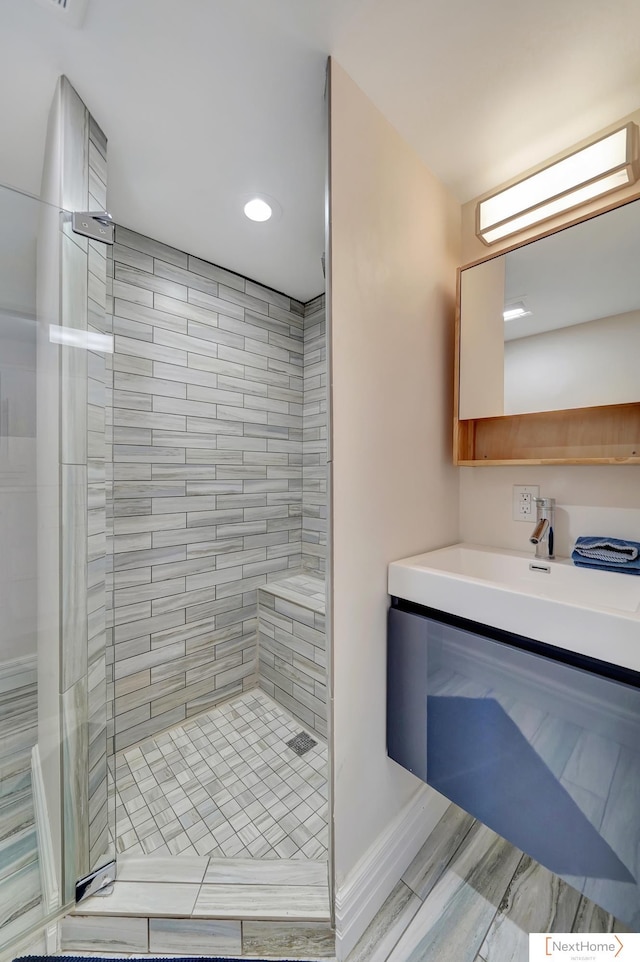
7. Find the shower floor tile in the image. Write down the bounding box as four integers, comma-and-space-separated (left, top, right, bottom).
114, 690, 328, 860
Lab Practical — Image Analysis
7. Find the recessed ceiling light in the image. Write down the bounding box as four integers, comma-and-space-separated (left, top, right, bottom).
244, 198, 273, 222
503, 300, 532, 321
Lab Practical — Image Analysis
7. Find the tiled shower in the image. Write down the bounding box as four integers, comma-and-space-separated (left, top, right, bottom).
0, 74, 328, 957
107, 227, 328, 857
108, 227, 327, 751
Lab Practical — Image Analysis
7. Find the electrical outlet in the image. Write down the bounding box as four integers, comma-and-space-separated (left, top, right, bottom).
512, 485, 539, 522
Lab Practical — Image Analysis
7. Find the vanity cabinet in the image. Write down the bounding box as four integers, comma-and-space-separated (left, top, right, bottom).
387, 597, 640, 928
454, 195, 640, 465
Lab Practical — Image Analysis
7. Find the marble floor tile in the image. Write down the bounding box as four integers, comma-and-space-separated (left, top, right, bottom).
478, 855, 582, 962
204, 855, 327, 885
242, 918, 335, 958
117, 852, 209, 883
193, 881, 331, 919
61, 914, 149, 953
76, 879, 200, 916
149, 916, 241, 955
347, 806, 630, 962
346, 881, 422, 962
115, 689, 328, 861
386, 823, 523, 962
402, 804, 476, 901
573, 894, 617, 933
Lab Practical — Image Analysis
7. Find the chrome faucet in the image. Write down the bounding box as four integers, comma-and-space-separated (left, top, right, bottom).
529, 497, 555, 559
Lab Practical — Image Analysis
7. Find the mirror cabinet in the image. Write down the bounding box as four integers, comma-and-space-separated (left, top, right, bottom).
454, 196, 640, 464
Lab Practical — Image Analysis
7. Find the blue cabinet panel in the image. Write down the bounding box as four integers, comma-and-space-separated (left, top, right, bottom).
386, 601, 640, 927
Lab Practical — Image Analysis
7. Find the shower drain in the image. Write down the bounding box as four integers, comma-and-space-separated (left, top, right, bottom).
286, 731, 317, 756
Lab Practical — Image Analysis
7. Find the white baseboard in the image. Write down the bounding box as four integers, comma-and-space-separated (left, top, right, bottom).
334, 784, 448, 960
32, 743, 60, 915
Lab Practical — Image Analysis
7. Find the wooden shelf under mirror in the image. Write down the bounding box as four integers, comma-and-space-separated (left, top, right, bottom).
454, 401, 640, 466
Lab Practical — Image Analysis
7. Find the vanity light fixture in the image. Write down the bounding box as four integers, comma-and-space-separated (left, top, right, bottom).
477, 123, 640, 245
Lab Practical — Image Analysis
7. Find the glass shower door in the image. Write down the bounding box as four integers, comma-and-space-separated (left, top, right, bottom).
0, 183, 46, 950
0, 180, 116, 954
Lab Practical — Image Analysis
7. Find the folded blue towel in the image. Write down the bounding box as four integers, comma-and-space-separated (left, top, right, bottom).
572, 536, 640, 575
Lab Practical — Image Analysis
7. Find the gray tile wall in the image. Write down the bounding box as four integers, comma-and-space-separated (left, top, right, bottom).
302, 295, 327, 576
108, 229, 312, 750
257, 577, 327, 738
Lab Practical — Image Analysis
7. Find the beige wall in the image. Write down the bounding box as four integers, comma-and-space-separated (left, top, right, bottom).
460, 110, 640, 552
329, 61, 460, 887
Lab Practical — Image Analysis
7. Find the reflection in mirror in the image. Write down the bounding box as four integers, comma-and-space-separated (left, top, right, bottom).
459, 198, 640, 419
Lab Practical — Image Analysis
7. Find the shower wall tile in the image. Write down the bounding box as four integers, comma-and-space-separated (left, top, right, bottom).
188, 254, 245, 291
257, 576, 327, 738
302, 294, 327, 576
114, 705, 187, 751
110, 228, 321, 748
114, 226, 188, 269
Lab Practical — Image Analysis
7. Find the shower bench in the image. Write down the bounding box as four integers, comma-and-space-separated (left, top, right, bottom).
257, 573, 326, 740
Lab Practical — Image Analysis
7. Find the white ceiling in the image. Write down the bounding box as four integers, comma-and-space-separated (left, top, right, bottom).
1, 0, 640, 301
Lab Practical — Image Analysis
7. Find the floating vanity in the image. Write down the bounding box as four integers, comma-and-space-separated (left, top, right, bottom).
387, 543, 640, 928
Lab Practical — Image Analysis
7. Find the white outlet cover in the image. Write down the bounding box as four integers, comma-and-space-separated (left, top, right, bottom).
512, 485, 539, 522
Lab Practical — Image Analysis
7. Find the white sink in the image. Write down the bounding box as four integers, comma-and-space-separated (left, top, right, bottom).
389, 543, 640, 673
